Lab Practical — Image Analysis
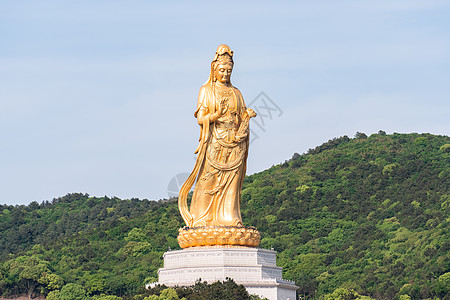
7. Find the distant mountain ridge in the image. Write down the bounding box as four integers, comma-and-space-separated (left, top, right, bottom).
0, 132, 449, 299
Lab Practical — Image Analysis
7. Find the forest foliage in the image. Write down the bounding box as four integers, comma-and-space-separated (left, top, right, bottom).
0, 132, 449, 299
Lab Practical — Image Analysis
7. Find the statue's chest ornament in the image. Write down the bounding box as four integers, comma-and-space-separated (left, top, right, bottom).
215, 88, 239, 139
216, 88, 237, 112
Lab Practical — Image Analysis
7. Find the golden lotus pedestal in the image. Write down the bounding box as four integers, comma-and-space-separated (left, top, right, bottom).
177, 226, 261, 248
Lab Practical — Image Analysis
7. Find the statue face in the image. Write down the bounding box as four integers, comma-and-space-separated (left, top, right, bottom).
214, 63, 233, 84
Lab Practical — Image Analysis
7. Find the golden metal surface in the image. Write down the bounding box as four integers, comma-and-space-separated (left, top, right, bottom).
177, 45, 259, 248
177, 226, 260, 248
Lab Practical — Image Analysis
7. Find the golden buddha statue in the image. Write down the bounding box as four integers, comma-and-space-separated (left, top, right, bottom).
177, 44, 260, 248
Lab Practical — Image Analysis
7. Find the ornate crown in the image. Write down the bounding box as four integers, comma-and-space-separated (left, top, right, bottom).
217, 53, 233, 64
213, 44, 234, 65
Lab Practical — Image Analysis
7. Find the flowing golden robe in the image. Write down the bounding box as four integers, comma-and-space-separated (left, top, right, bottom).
178, 83, 249, 227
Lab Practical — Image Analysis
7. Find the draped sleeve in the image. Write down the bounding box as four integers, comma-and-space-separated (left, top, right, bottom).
194, 85, 215, 119
232, 86, 247, 117
193, 84, 214, 152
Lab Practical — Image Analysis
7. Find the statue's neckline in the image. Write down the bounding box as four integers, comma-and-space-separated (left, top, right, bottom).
214, 83, 232, 89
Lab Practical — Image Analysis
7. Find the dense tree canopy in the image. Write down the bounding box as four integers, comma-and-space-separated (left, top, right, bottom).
0, 132, 449, 299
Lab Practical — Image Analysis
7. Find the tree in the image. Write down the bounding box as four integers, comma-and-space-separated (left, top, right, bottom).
440, 144, 450, 153
83, 271, 108, 295
92, 295, 122, 300
40, 273, 64, 292
322, 288, 375, 300
125, 228, 148, 242
143, 279, 262, 300
5, 255, 59, 299
439, 272, 450, 289
47, 290, 60, 300
59, 283, 89, 300
144, 288, 184, 300
354, 132, 367, 139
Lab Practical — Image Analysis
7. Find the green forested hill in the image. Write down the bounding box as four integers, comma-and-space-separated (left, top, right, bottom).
1, 132, 449, 300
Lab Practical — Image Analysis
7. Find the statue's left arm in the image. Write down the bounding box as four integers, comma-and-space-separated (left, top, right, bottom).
234, 88, 256, 142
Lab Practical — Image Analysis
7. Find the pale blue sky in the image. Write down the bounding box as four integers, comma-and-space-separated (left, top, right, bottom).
1, 1, 449, 205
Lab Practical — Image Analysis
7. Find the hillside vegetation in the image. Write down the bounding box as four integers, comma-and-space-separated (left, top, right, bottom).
0, 132, 449, 299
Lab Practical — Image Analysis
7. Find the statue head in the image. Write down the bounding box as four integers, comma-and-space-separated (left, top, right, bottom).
207, 44, 234, 85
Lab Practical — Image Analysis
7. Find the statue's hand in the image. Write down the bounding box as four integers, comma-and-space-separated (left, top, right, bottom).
247, 108, 257, 118
218, 98, 229, 116
235, 134, 247, 143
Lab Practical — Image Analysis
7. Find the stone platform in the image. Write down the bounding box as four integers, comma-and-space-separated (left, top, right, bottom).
148, 246, 298, 300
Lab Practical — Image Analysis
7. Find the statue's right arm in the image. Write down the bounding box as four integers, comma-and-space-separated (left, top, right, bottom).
196, 86, 221, 125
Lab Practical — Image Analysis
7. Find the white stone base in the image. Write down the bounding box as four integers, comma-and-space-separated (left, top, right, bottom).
148, 246, 298, 300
